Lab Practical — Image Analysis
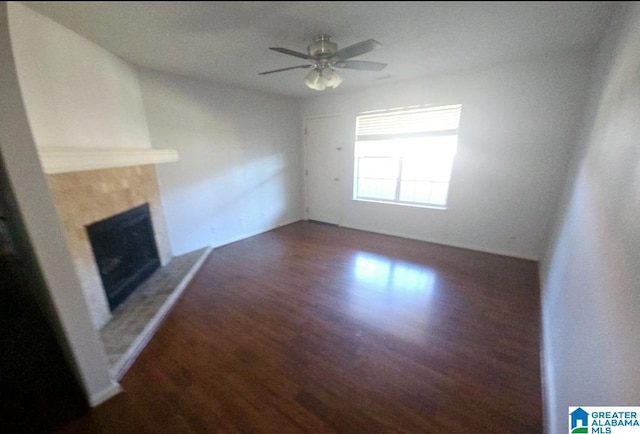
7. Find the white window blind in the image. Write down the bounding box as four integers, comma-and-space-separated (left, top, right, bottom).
356, 104, 462, 138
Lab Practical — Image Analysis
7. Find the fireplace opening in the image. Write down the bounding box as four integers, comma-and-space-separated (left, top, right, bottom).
86, 203, 160, 311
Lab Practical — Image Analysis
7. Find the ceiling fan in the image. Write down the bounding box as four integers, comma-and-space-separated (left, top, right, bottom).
259, 34, 387, 91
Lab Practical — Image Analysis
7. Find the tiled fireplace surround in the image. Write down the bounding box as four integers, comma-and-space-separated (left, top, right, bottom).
47, 163, 211, 378
46, 165, 172, 331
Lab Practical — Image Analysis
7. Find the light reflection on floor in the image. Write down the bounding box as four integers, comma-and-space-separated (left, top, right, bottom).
346, 251, 437, 342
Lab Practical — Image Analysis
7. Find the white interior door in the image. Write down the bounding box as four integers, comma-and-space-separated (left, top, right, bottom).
305, 115, 346, 225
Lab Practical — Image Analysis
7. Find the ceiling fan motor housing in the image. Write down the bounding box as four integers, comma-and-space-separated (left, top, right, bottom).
307, 34, 337, 58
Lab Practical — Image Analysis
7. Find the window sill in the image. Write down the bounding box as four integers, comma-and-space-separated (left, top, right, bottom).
353, 198, 447, 211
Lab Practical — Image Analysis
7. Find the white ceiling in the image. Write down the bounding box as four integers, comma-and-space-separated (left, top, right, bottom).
23, 1, 619, 99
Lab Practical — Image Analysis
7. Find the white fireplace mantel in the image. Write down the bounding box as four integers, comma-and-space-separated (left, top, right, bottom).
37, 146, 179, 174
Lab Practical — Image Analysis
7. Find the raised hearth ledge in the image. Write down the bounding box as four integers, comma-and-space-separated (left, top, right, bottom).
37, 146, 179, 174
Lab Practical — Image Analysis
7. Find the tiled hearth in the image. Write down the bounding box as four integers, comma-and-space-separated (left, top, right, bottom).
99, 246, 210, 379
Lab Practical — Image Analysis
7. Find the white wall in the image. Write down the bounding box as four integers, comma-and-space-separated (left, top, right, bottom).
0, 2, 119, 407
8, 2, 150, 149
302, 53, 591, 260
541, 3, 640, 433
139, 68, 304, 255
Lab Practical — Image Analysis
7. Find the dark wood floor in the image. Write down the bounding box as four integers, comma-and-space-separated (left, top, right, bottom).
57, 221, 542, 433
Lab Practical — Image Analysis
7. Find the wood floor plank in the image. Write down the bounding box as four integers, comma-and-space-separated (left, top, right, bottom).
56, 221, 542, 433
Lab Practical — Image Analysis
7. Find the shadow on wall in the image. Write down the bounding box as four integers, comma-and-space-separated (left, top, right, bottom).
140, 70, 302, 256
158, 150, 296, 253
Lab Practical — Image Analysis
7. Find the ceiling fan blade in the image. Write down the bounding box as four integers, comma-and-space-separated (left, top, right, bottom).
259, 64, 312, 75
269, 47, 311, 60
334, 60, 387, 71
332, 39, 382, 60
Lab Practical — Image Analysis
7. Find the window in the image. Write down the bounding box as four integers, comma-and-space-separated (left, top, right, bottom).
353, 104, 461, 209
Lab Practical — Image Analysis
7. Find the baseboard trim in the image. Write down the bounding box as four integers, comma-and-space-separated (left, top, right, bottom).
211, 218, 303, 249
89, 381, 122, 407
338, 223, 540, 262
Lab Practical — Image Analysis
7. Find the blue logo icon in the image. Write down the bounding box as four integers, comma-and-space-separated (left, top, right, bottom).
571, 407, 589, 433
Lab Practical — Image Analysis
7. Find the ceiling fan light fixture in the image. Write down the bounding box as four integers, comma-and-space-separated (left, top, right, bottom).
304, 67, 342, 91
304, 68, 325, 90
322, 68, 343, 89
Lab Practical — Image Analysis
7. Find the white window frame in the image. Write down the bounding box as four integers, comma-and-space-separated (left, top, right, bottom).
353, 104, 461, 209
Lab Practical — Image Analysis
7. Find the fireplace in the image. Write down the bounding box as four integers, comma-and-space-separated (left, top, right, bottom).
86, 203, 160, 311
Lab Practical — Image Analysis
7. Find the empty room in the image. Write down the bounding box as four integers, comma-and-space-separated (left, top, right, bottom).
0, 2, 638, 433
